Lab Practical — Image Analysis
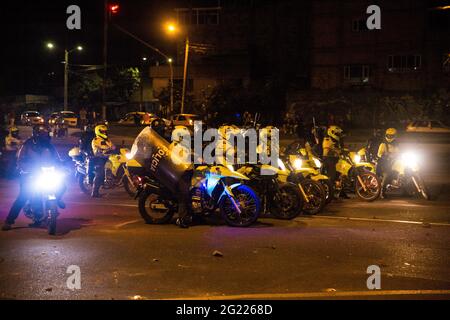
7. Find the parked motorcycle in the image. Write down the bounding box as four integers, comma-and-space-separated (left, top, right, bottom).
68, 147, 142, 197
136, 165, 261, 227
236, 164, 303, 219
283, 141, 333, 204
23, 166, 65, 235
385, 151, 430, 200
326, 149, 380, 201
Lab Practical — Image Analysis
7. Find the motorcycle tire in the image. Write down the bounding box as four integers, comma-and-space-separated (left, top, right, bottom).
413, 174, 430, 200
138, 191, 175, 224
271, 183, 303, 220
300, 179, 326, 215
320, 179, 334, 204
220, 185, 260, 227
48, 211, 57, 235
355, 171, 381, 202
123, 174, 138, 198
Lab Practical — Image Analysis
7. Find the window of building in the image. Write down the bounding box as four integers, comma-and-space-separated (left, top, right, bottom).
351, 19, 369, 32
176, 7, 220, 25
388, 55, 422, 72
344, 65, 370, 83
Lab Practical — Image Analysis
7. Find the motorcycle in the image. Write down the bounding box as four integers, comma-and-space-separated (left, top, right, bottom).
236, 164, 303, 219
384, 151, 430, 200
325, 149, 380, 201
136, 165, 261, 227
23, 166, 65, 235
283, 141, 333, 204
68, 147, 143, 197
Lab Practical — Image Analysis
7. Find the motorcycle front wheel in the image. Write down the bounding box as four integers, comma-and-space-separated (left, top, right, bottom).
123, 174, 138, 197
272, 183, 302, 219
300, 179, 326, 215
47, 207, 58, 236
138, 191, 175, 224
220, 185, 260, 227
412, 174, 430, 200
355, 171, 380, 202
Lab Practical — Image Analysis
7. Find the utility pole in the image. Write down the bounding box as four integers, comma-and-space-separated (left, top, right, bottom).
102, 0, 108, 120
64, 49, 69, 111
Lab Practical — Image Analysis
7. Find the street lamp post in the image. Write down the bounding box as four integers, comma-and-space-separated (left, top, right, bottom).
47, 43, 82, 111
181, 37, 189, 114
168, 58, 174, 115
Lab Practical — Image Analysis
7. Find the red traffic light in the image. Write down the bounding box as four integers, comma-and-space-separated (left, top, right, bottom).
109, 4, 119, 14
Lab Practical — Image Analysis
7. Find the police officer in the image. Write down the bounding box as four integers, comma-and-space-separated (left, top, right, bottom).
322, 125, 344, 198
2, 126, 65, 231
79, 124, 96, 184
91, 124, 115, 198
377, 128, 400, 198
5, 126, 22, 152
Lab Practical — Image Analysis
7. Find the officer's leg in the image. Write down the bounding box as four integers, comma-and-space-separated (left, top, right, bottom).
87, 156, 95, 184
3, 177, 30, 229
176, 172, 193, 228
92, 158, 105, 197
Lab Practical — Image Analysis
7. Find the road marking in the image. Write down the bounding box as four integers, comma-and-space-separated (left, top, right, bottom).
166, 289, 450, 300
115, 219, 140, 228
309, 215, 450, 227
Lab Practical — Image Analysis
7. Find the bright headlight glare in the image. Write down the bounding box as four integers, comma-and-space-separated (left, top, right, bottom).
34, 167, 64, 191
227, 165, 235, 172
278, 158, 286, 171
125, 152, 133, 160
313, 157, 322, 168
354, 154, 361, 164
401, 152, 419, 168
292, 158, 303, 170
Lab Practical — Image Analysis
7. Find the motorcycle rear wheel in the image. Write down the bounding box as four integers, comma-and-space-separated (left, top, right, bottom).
220, 185, 260, 227
138, 191, 175, 224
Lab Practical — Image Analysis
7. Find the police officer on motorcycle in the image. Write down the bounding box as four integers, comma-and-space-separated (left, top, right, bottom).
79, 124, 96, 184
377, 128, 400, 198
2, 125, 66, 231
322, 125, 344, 198
91, 124, 115, 198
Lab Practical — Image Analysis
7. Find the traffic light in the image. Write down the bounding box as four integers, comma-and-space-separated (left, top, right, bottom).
109, 4, 119, 15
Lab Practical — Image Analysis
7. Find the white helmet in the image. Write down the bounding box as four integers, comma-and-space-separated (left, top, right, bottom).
172, 125, 190, 144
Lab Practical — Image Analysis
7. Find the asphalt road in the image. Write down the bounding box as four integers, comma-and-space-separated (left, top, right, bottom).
0, 126, 449, 300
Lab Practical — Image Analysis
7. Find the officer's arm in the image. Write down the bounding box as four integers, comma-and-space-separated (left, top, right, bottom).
377, 143, 385, 159
322, 140, 330, 157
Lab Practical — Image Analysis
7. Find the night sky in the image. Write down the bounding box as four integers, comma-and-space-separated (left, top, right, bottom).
0, 0, 180, 96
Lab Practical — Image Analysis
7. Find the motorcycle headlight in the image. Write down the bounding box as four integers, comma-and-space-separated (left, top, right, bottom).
401, 152, 419, 169
34, 167, 64, 192
291, 158, 303, 170
353, 154, 361, 164
278, 158, 286, 171
125, 152, 133, 160
313, 157, 322, 168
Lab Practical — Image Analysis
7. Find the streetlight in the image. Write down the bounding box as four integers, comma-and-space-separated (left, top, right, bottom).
165, 21, 189, 114
46, 42, 83, 111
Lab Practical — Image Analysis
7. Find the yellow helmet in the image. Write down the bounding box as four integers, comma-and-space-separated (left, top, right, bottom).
385, 128, 397, 143
327, 125, 343, 141
95, 124, 108, 139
